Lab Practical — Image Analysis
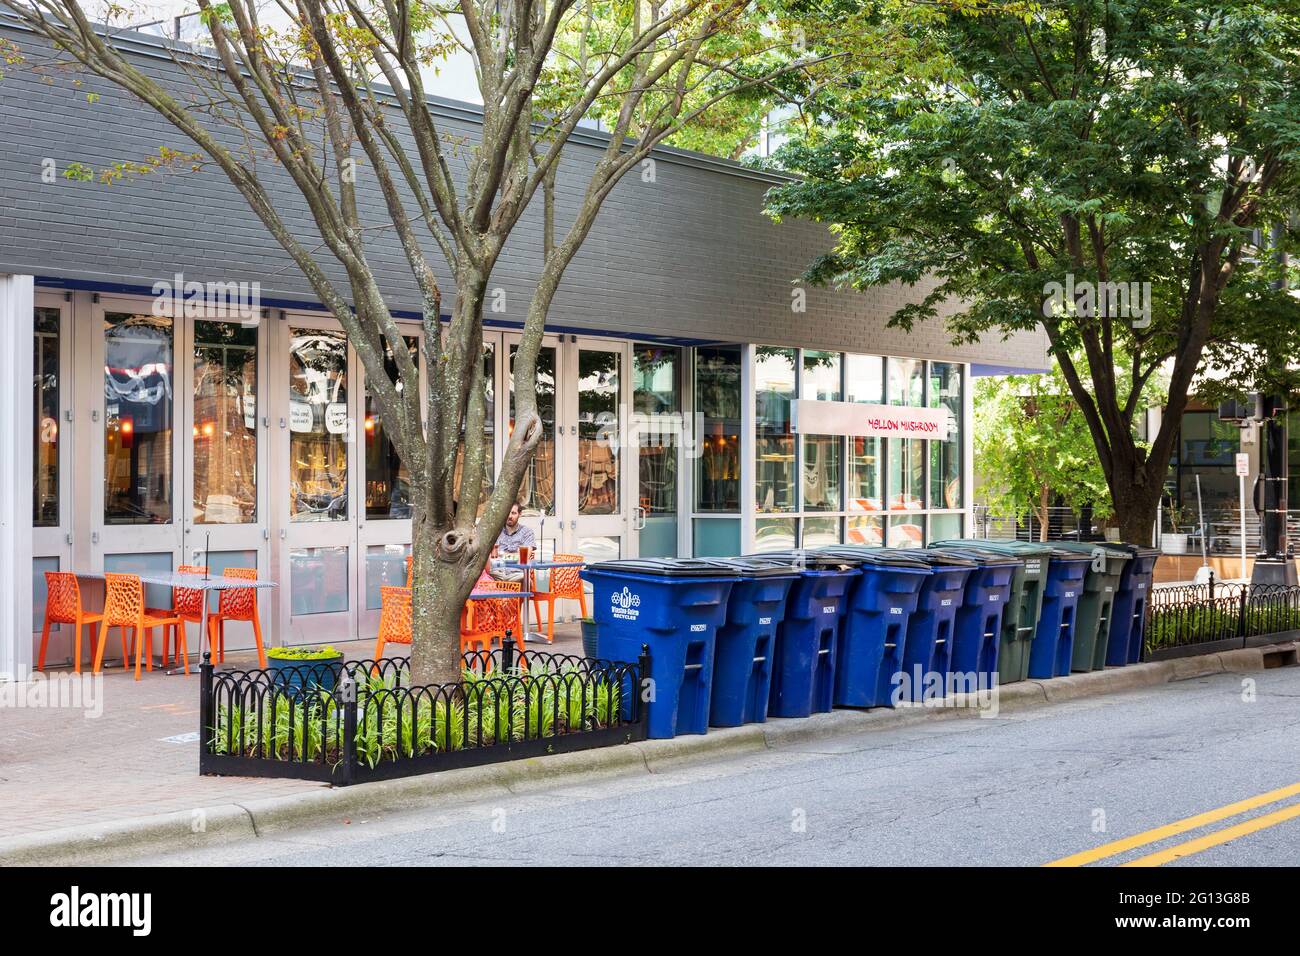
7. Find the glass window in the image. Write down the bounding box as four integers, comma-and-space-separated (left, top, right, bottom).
694, 517, 741, 556
510, 345, 556, 516
290, 546, 349, 615
846, 354, 883, 404
803, 435, 842, 511
929, 362, 963, 509
803, 516, 840, 548
193, 320, 257, 524
886, 515, 924, 548
754, 516, 797, 553
755, 346, 796, 513
635, 346, 680, 557
848, 435, 882, 513
847, 514, 883, 547
289, 328, 348, 522
929, 513, 963, 541
365, 336, 418, 519
888, 437, 925, 511
33, 307, 60, 527
366, 544, 410, 610
695, 346, 741, 513
104, 313, 174, 525
802, 350, 841, 402
887, 357, 924, 407
578, 349, 620, 516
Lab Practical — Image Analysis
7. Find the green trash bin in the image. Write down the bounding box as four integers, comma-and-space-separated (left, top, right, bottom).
1051, 543, 1131, 672
932, 539, 1051, 684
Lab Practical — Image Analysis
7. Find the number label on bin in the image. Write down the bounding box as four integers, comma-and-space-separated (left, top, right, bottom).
889, 607, 903, 615
1065, 591, 1075, 598
989, 594, 999, 601
690, 623, 707, 632
941, 599, 952, 607
759, 617, 772, 625
823, 606, 835, 614
1026, 561, 1041, 574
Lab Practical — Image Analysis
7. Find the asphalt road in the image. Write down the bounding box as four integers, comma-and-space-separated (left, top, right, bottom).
131, 665, 1300, 866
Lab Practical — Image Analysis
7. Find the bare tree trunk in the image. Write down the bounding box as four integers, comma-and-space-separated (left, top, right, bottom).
1038, 485, 1050, 543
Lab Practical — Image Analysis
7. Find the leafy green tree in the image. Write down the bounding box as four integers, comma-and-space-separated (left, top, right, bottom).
768, 0, 1300, 543
975, 358, 1162, 540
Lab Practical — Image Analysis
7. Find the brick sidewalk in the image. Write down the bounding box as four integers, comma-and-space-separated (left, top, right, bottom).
0, 629, 582, 841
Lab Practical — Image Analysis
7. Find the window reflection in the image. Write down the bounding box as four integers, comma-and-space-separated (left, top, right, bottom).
289, 329, 348, 522
930, 362, 963, 509
755, 346, 795, 513
33, 307, 60, 527
193, 321, 257, 524
634, 345, 680, 557
510, 345, 556, 515
365, 336, 417, 519
578, 350, 619, 515
801, 350, 841, 511
104, 313, 174, 525
695, 346, 740, 512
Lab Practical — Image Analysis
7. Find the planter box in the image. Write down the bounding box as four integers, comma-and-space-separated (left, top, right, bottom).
267, 655, 344, 695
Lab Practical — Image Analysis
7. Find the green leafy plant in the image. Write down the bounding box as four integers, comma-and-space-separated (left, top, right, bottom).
266, 645, 342, 661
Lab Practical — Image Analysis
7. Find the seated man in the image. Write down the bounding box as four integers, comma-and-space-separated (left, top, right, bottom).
488, 502, 535, 581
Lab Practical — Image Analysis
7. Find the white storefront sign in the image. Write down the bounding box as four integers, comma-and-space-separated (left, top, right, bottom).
791, 399, 950, 440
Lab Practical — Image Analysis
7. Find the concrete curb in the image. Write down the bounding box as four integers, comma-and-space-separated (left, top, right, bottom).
4, 640, 1295, 866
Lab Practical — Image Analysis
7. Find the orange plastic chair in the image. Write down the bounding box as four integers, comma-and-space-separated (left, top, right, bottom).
37, 571, 103, 674
529, 553, 588, 643
207, 567, 267, 668
147, 564, 207, 674
95, 573, 183, 680
461, 581, 524, 657
374, 586, 413, 659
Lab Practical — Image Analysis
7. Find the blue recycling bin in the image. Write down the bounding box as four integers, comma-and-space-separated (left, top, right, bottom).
928, 546, 1022, 687
1104, 544, 1160, 666
899, 552, 975, 701
708, 557, 799, 727
582, 558, 738, 739
755, 551, 861, 718
817, 546, 932, 707
1028, 550, 1091, 678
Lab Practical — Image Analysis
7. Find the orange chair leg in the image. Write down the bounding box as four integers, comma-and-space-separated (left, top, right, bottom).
251, 612, 267, 669
134, 626, 145, 681
92, 625, 108, 673
72, 621, 82, 675
120, 627, 132, 670
37, 616, 52, 672
578, 590, 588, 619
88, 622, 99, 671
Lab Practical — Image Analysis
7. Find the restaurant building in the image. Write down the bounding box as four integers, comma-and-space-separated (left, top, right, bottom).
0, 16, 1048, 678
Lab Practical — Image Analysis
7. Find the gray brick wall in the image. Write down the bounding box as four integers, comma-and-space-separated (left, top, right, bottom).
0, 19, 1048, 369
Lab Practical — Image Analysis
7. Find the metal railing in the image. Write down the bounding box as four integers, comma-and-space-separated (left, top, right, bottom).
972, 505, 1102, 542
200, 640, 649, 785
1144, 578, 1300, 659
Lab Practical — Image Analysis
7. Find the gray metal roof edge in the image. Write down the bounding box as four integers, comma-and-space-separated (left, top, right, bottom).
0, 11, 794, 186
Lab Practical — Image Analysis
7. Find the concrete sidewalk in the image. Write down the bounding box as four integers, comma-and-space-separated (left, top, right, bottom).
0, 628, 584, 842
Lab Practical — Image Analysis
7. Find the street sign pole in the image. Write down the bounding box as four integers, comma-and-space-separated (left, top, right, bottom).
1237, 452, 1250, 581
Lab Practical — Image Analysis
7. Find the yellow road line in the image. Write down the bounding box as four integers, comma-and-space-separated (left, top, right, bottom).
1121, 800, 1300, 867
1044, 780, 1300, 867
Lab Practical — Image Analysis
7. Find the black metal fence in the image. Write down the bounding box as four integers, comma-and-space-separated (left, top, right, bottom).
199, 641, 650, 785
1145, 579, 1300, 660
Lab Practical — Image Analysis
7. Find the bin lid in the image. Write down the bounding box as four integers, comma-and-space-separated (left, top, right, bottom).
745, 549, 863, 570
583, 557, 741, 577
815, 546, 932, 569
900, 550, 977, 568
1050, 542, 1132, 565
714, 556, 803, 577
927, 545, 1023, 567
931, 538, 1053, 557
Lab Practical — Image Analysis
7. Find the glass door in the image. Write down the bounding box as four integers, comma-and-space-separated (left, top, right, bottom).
90, 298, 185, 613
31, 294, 75, 665
182, 315, 269, 648
505, 334, 560, 555
569, 340, 629, 563
279, 318, 355, 644
633, 344, 681, 557
356, 330, 420, 637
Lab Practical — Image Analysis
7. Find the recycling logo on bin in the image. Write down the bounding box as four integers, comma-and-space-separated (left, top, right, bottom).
611, 586, 641, 621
